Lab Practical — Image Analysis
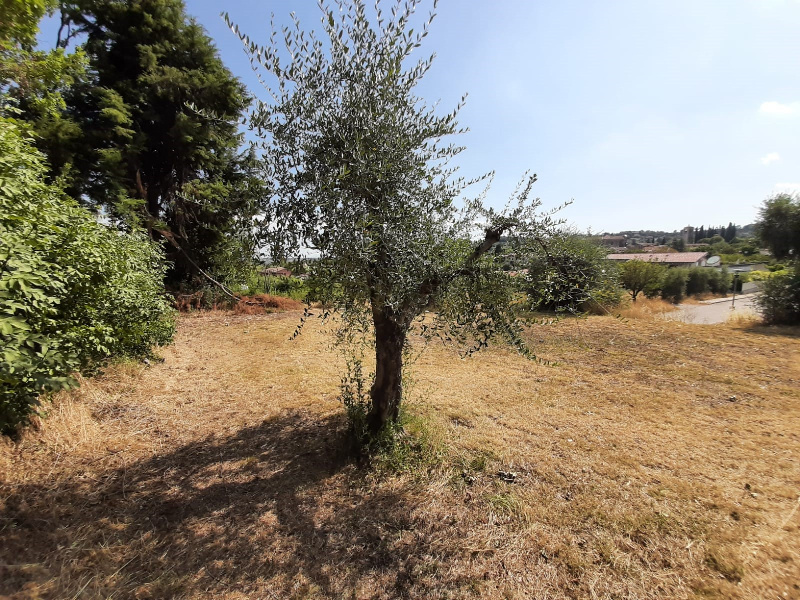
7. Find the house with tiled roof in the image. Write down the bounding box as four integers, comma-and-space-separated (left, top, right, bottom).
605, 252, 708, 267
260, 266, 292, 277
600, 235, 627, 248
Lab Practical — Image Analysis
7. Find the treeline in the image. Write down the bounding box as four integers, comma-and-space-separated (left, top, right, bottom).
619, 261, 731, 303
692, 223, 737, 243
503, 235, 738, 315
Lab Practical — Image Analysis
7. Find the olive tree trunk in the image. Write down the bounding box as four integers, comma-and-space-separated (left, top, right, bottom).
367, 306, 407, 435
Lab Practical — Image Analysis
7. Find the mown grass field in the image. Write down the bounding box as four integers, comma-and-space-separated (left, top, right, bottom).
1, 309, 799, 599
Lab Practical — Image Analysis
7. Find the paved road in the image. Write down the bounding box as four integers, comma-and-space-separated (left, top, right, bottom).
667, 294, 759, 325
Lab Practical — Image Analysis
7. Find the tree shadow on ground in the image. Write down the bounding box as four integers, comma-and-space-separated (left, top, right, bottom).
1, 411, 453, 599
734, 323, 800, 338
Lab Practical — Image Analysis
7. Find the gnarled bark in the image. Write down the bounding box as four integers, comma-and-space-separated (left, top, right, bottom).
367, 306, 407, 435
366, 222, 519, 435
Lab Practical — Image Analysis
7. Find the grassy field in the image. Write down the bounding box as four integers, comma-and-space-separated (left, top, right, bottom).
1, 309, 799, 599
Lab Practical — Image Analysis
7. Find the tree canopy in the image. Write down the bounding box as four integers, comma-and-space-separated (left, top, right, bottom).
0, 0, 86, 121
30, 0, 263, 283
230, 0, 557, 435
755, 193, 800, 260
620, 260, 665, 301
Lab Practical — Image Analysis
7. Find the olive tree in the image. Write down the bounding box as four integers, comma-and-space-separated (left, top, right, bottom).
522, 233, 620, 313
620, 259, 665, 301
229, 0, 555, 435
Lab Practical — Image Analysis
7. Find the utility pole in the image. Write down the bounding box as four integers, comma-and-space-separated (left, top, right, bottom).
731, 272, 740, 309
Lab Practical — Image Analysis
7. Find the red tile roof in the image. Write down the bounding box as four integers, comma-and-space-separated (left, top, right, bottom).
261, 266, 293, 276
606, 252, 708, 264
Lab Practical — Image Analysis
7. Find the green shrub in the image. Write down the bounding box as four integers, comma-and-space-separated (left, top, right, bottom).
755, 269, 800, 325
711, 241, 734, 255
739, 243, 758, 256
707, 269, 732, 294
262, 275, 308, 301
524, 234, 624, 313
684, 268, 730, 296
719, 253, 750, 265
238, 269, 309, 301
685, 268, 710, 296
0, 119, 175, 434
749, 269, 788, 281
583, 276, 628, 314
338, 357, 372, 450
660, 268, 689, 303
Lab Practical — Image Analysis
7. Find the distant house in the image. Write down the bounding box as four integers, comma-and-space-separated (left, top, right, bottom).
601, 235, 627, 248
261, 266, 292, 277
606, 252, 709, 267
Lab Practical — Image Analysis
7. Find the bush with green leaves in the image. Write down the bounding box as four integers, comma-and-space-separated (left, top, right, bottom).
660, 268, 689, 303
708, 269, 732, 294
750, 268, 789, 281
685, 268, 731, 296
1, 119, 175, 434
259, 275, 308, 301
522, 234, 624, 313
620, 259, 666, 301
685, 269, 709, 296
755, 268, 800, 325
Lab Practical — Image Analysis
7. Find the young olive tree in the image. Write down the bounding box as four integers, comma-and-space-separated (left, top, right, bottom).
228, 0, 555, 434
620, 260, 665, 301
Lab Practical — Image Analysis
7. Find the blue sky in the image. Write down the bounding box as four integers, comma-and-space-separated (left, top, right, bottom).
41, 0, 800, 232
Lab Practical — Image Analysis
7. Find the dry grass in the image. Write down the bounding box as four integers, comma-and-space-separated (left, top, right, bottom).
617, 297, 678, 320
2, 311, 800, 599
232, 294, 303, 315
725, 314, 761, 327
174, 293, 303, 313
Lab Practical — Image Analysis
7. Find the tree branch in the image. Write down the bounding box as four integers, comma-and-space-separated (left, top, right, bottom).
465, 219, 518, 267
410, 220, 517, 306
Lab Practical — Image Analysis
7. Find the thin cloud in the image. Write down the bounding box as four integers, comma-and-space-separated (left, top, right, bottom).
774, 182, 800, 192
759, 101, 800, 117
760, 152, 781, 165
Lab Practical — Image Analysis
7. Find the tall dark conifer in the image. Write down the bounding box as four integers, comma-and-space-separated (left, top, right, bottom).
42, 0, 261, 283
